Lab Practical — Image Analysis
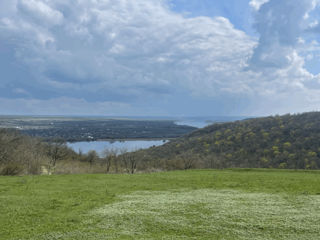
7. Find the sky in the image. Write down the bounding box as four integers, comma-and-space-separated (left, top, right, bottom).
0, 0, 320, 117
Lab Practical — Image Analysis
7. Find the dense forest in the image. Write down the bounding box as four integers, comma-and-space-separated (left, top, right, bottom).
136, 112, 320, 170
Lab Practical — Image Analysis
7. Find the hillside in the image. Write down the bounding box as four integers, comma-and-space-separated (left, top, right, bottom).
138, 112, 320, 170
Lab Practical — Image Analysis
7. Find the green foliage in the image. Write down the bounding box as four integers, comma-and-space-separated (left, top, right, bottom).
140, 112, 320, 170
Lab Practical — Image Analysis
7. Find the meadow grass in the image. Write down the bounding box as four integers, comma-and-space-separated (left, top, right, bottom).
0, 169, 320, 239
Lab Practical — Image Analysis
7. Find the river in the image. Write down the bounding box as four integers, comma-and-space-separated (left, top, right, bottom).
67, 116, 248, 156
67, 139, 168, 156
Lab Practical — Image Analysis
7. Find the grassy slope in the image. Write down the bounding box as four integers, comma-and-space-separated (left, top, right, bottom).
0, 169, 320, 239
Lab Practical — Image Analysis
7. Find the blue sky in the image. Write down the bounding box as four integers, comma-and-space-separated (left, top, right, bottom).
170, 0, 255, 34
0, 0, 320, 116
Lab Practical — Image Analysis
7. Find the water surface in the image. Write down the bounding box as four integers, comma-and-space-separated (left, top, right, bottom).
67, 140, 167, 156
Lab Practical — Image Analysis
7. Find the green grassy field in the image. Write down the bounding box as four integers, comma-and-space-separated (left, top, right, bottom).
1, 169, 320, 240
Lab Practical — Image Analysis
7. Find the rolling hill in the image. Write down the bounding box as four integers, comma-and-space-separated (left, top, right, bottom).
138, 112, 320, 170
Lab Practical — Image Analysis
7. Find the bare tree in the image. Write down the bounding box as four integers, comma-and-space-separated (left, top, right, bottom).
0, 130, 20, 163
86, 150, 99, 167
181, 152, 197, 170
113, 155, 119, 173
120, 149, 138, 174
102, 148, 118, 173
46, 140, 67, 172
0, 129, 47, 175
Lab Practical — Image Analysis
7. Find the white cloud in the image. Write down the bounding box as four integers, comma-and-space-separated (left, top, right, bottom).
0, 97, 132, 116
250, 0, 317, 69
0, 0, 255, 96
249, 0, 269, 10
245, 0, 320, 113
0, 0, 320, 115
17, 0, 63, 25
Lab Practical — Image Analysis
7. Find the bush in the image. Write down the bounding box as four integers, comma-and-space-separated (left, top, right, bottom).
0, 162, 23, 176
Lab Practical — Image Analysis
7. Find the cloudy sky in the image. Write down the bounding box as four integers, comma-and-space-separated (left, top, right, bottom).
0, 0, 320, 116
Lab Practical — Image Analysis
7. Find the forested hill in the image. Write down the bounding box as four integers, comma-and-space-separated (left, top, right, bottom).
139, 112, 320, 170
